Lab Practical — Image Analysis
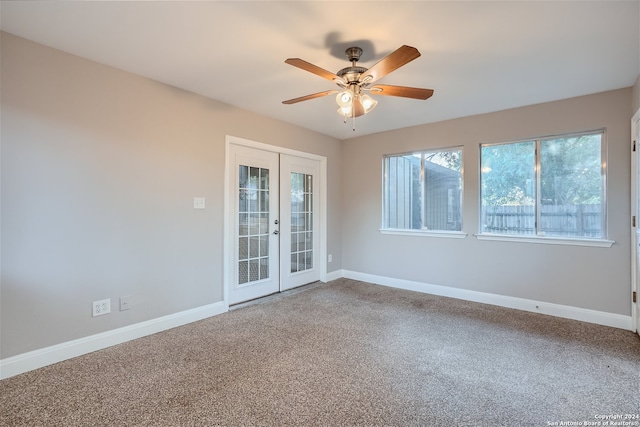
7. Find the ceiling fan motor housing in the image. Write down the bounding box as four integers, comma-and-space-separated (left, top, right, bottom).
337, 66, 367, 83
345, 46, 363, 62
337, 47, 368, 84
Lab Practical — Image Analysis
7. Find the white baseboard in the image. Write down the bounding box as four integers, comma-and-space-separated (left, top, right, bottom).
3, 273, 632, 380
0, 301, 227, 380
342, 270, 633, 331
325, 269, 344, 282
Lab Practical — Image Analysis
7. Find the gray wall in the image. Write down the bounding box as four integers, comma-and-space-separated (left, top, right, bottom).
0, 33, 342, 358
1, 30, 635, 361
636, 2, 640, 115
341, 88, 632, 316
634, 75, 640, 114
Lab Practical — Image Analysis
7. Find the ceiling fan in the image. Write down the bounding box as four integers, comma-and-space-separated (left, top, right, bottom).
283, 45, 434, 129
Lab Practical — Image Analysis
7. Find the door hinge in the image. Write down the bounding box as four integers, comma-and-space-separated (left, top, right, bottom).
633, 291, 637, 303
634, 216, 636, 227
634, 140, 637, 152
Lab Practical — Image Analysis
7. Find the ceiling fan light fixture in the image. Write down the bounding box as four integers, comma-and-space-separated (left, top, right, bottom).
336, 90, 353, 108
337, 105, 352, 117
359, 94, 378, 113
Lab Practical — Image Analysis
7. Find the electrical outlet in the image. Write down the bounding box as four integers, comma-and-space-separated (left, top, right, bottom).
328, 254, 333, 262
92, 299, 111, 317
120, 296, 131, 311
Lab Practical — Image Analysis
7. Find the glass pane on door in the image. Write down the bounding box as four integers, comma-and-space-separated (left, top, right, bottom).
238, 165, 270, 285
290, 172, 313, 273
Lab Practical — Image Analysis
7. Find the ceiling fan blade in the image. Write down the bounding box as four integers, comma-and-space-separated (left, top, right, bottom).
285, 58, 342, 83
282, 90, 337, 105
360, 45, 421, 85
370, 84, 434, 100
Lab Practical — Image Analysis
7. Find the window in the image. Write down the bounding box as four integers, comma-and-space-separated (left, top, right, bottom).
480, 130, 605, 239
383, 148, 463, 232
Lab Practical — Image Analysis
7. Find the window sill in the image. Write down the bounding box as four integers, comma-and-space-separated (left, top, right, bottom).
474, 233, 614, 248
379, 229, 468, 239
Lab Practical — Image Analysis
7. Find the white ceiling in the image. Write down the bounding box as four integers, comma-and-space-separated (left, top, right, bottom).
1, 1, 639, 140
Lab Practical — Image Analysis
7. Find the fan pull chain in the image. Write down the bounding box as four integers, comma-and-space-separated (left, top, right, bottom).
352, 101, 356, 131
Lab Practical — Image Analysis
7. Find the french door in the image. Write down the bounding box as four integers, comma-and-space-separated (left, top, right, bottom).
226, 139, 323, 305
279, 153, 321, 291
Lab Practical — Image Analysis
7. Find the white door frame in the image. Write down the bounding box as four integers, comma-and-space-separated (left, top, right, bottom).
632, 109, 640, 334
223, 135, 328, 308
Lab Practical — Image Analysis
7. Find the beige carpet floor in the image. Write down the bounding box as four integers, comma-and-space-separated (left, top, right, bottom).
1, 278, 639, 426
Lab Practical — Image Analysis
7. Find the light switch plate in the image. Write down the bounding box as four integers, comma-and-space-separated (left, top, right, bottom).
120, 296, 131, 311
193, 197, 205, 209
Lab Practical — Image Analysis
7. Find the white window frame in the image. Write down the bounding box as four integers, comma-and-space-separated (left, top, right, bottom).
476, 129, 614, 248
381, 147, 467, 239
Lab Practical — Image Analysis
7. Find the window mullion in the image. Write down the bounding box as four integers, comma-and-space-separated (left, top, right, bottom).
535, 139, 541, 236
600, 132, 607, 238
421, 153, 426, 230
394, 157, 399, 228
